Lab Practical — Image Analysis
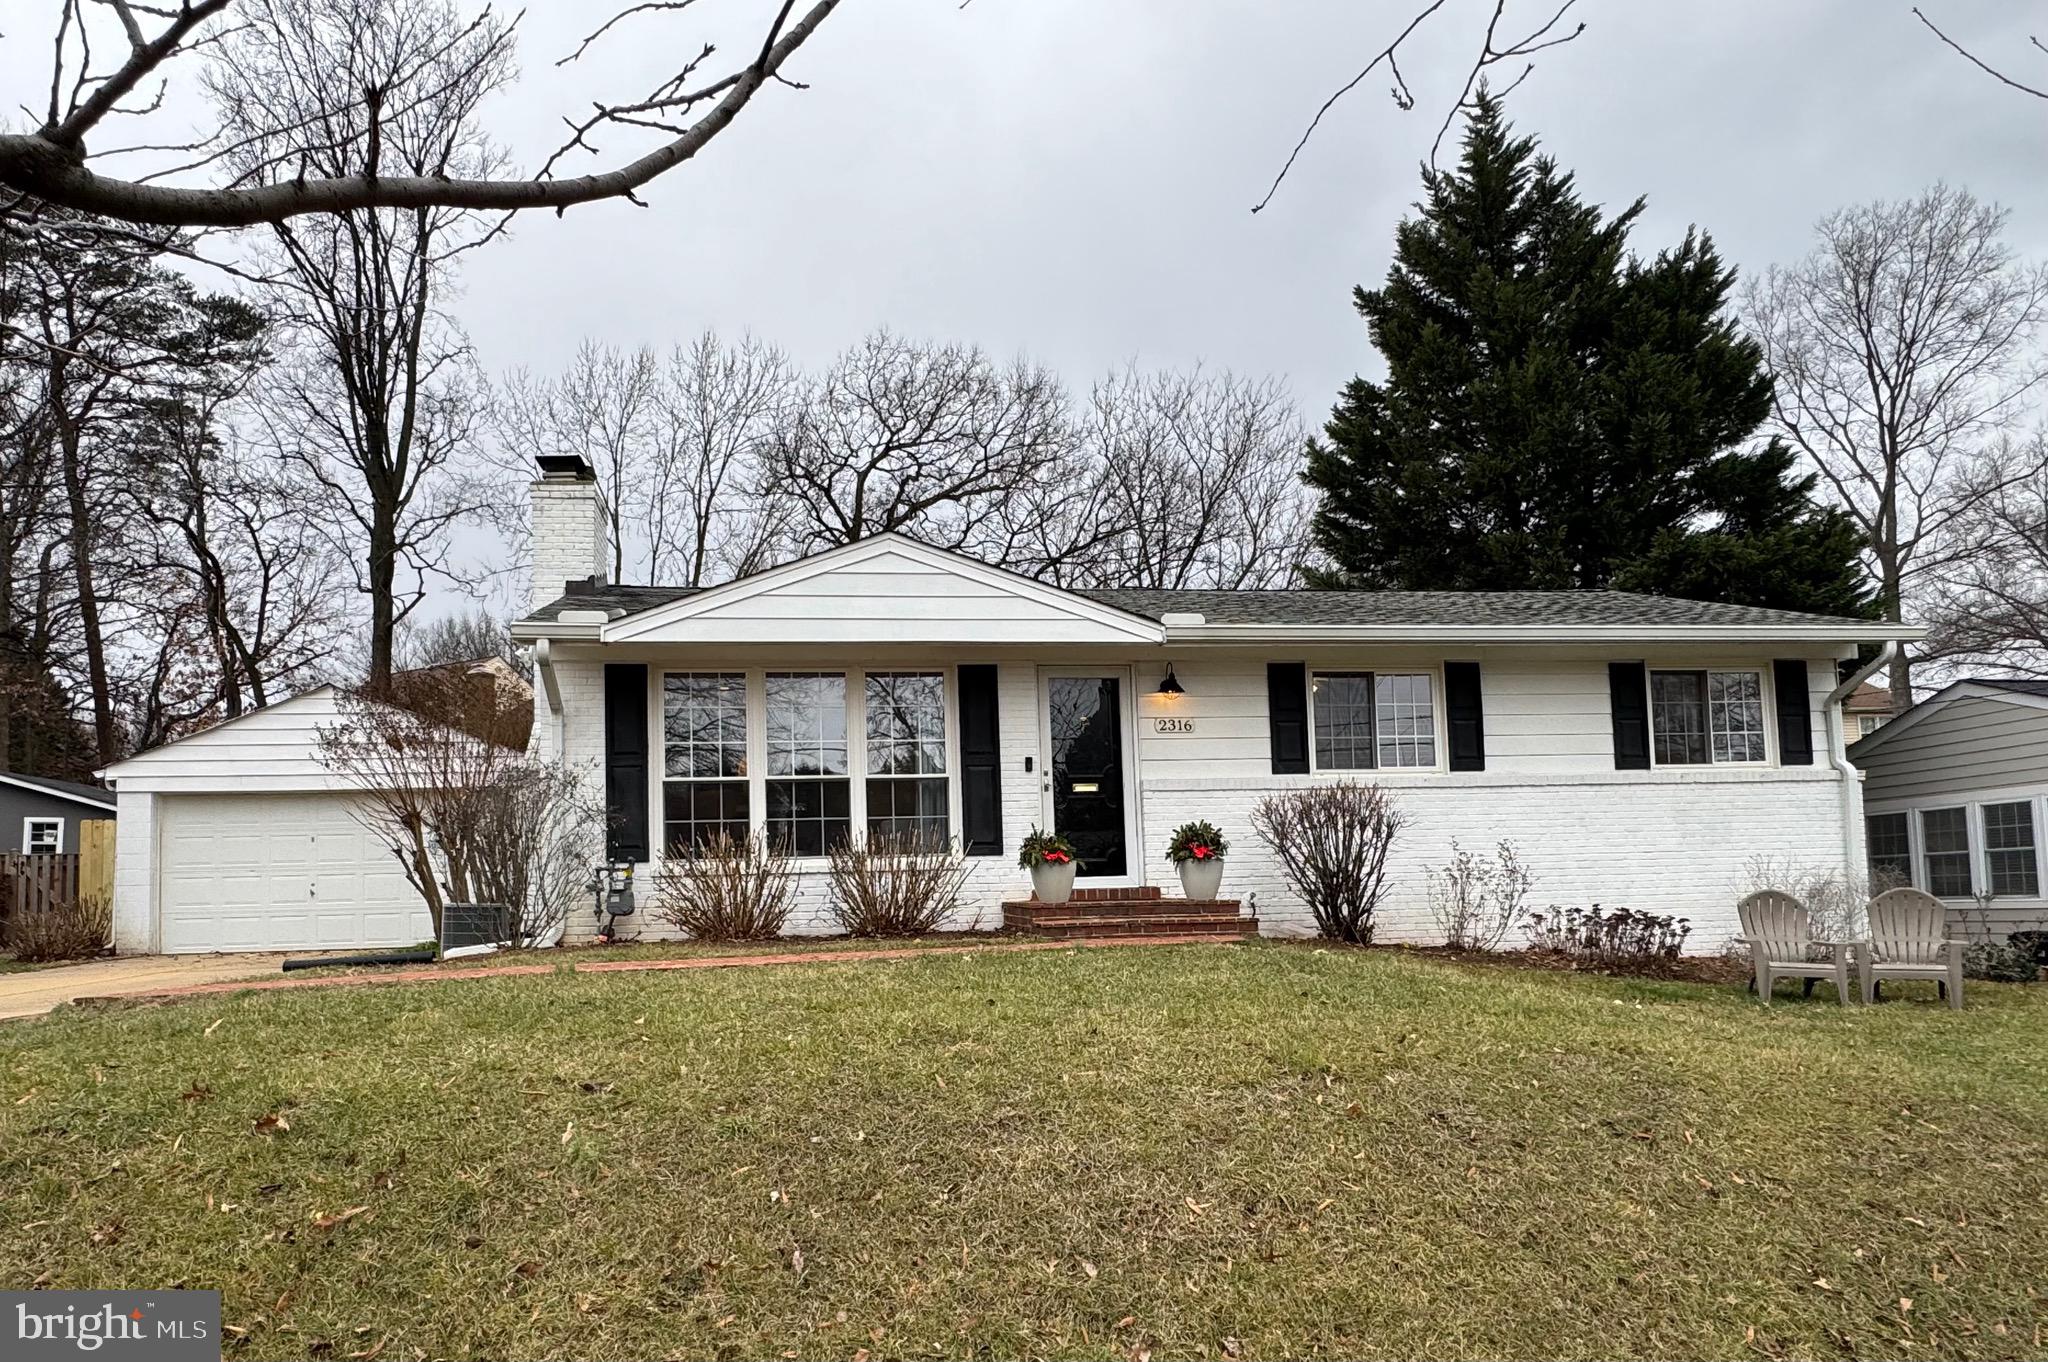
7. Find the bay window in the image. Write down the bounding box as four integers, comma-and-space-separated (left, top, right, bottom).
1650, 669, 1765, 765
765, 672, 850, 856
1311, 671, 1438, 771
662, 673, 749, 852
865, 672, 949, 845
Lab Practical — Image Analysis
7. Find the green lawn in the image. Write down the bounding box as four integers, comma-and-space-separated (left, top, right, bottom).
3, 944, 2045, 1361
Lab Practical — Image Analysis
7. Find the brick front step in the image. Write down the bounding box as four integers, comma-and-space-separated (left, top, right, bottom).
1064, 885, 1162, 902
1024, 914, 1259, 940
1004, 897, 1243, 928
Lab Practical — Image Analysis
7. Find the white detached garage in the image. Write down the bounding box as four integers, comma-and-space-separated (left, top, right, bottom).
104, 687, 431, 954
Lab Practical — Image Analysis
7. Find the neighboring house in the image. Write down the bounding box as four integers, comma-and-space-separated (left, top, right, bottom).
99, 660, 533, 955
0, 772, 116, 855
1844, 682, 1895, 741
1850, 678, 2048, 940
511, 457, 1921, 950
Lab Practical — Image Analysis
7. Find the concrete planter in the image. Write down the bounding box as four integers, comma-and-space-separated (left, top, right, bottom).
1177, 857, 1225, 901
1030, 860, 1078, 904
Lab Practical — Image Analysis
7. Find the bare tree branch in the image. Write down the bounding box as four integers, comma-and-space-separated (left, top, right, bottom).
1914, 6, 2048, 101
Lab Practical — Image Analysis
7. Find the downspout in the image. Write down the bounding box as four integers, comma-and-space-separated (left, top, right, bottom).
533, 637, 564, 760
1825, 641, 1899, 876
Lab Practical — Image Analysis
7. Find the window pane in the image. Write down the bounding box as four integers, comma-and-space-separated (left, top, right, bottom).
1984, 801, 2038, 897
866, 776, 949, 847
1374, 673, 1436, 768
866, 673, 946, 775
767, 777, 851, 856
1650, 671, 1710, 765
1708, 671, 1767, 763
1866, 812, 1912, 888
663, 673, 747, 779
1920, 807, 1972, 898
662, 780, 750, 855
1313, 672, 1375, 770
767, 672, 847, 777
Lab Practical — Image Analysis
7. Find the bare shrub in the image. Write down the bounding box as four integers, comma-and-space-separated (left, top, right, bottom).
652, 833, 797, 942
1427, 838, 1535, 951
1739, 855, 1902, 955
1250, 782, 1407, 944
319, 671, 593, 941
825, 835, 973, 938
6, 896, 112, 963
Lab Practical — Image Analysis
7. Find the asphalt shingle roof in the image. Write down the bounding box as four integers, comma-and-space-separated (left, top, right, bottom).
519, 580, 1882, 632
1968, 678, 2048, 697
1078, 588, 1878, 630
2, 771, 115, 806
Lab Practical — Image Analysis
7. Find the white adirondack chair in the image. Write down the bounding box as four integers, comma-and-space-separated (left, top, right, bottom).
1738, 891, 1853, 1005
1862, 888, 1964, 1009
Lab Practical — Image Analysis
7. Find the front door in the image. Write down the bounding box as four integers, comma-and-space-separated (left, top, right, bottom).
1041, 671, 1130, 879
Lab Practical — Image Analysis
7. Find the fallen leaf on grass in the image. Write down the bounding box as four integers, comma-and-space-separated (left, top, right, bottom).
310, 1206, 369, 1230
204, 1018, 225, 1036
1081, 1260, 1098, 1280
252, 1112, 289, 1135
345, 1340, 385, 1360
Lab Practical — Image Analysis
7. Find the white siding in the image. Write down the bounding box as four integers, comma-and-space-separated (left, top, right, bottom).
102, 688, 360, 794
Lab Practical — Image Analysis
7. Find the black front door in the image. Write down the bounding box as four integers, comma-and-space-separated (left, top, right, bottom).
1046, 674, 1127, 878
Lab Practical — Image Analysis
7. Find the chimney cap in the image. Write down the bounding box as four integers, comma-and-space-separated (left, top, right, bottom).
536, 454, 597, 483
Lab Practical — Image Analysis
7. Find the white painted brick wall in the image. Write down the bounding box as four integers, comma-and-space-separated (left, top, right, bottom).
529, 478, 607, 610
546, 649, 1856, 953
1138, 770, 1847, 951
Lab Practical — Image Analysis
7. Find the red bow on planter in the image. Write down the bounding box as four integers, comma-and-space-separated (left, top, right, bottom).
1043, 849, 1071, 864
1190, 844, 1213, 860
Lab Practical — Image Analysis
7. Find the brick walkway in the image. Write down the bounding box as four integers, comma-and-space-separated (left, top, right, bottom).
63, 935, 1223, 1010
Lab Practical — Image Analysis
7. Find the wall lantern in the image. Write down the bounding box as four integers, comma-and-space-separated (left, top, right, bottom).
1155, 664, 1185, 696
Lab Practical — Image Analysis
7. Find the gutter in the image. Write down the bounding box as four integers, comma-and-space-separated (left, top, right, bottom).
533, 637, 565, 760
1162, 622, 1928, 646
1824, 641, 1899, 878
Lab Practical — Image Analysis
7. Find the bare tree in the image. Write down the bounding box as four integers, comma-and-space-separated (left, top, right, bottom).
768, 330, 1074, 561
644, 332, 797, 586
1745, 185, 2048, 707
1, 0, 840, 227
395, 604, 526, 678
211, 0, 512, 689
1923, 436, 2048, 675
1064, 364, 1312, 590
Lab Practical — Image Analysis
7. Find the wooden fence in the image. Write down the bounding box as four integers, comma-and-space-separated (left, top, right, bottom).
0, 819, 112, 936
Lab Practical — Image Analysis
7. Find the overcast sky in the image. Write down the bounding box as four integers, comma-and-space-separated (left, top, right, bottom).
9, 0, 2047, 611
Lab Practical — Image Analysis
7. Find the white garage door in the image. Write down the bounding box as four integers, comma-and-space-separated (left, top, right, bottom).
158, 793, 431, 953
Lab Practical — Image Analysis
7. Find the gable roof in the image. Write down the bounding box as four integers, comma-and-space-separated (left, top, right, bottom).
512, 533, 1923, 645
1848, 677, 2048, 761
0, 771, 117, 811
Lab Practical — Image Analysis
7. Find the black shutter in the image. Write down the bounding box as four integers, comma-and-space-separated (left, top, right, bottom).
1445, 661, 1486, 772
603, 663, 650, 862
1267, 662, 1310, 774
1773, 658, 1815, 766
958, 664, 1003, 856
1608, 661, 1651, 771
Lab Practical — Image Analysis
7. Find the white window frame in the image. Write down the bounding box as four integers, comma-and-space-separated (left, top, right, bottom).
22, 816, 64, 854
1864, 810, 1913, 888
1645, 666, 1774, 768
1981, 798, 2040, 899
1306, 665, 1448, 775
1866, 793, 2048, 906
658, 671, 752, 854
655, 665, 963, 864
1918, 805, 1974, 899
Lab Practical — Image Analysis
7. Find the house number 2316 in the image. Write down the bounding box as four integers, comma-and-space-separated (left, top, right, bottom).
1152, 716, 1196, 735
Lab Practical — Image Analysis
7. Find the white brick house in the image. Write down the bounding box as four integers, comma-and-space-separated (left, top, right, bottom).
513, 458, 1922, 950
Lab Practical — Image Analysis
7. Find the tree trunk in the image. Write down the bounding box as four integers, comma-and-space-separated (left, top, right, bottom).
367, 506, 398, 692
51, 388, 117, 767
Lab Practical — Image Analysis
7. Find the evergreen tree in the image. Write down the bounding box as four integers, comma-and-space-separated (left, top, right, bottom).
1304, 93, 1871, 617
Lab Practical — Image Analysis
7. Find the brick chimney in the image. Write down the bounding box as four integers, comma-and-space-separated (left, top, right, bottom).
530, 455, 609, 610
